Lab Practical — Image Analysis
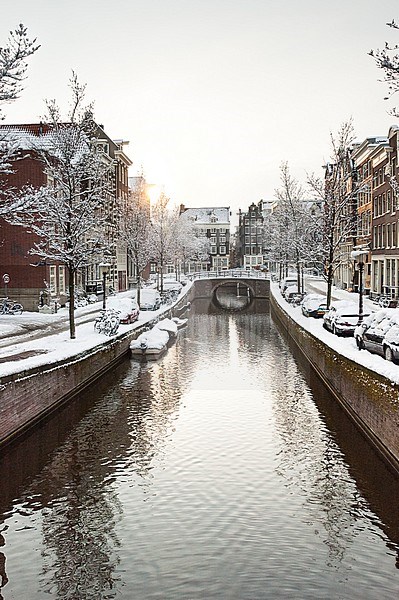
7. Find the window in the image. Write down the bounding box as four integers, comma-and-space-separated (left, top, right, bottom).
58, 266, 66, 294
49, 266, 56, 294
210, 237, 216, 244
219, 236, 226, 243
220, 246, 226, 254
210, 245, 217, 254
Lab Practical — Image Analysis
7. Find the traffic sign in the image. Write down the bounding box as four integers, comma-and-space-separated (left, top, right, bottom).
2, 274, 10, 284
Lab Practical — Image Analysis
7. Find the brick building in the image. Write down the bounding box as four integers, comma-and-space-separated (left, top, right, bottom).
236, 202, 265, 270
0, 123, 132, 310
370, 126, 399, 299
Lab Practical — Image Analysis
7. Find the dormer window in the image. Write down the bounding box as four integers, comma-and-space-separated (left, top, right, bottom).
96, 142, 109, 154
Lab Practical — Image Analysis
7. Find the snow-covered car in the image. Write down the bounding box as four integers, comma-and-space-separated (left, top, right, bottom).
323, 300, 370, 336
139, 289, 162, 311
106, 297, 139, 324
301, 294, 328, 318
283, 284, 299, 301
354, 308, 399, 362
279, 275, 297, 293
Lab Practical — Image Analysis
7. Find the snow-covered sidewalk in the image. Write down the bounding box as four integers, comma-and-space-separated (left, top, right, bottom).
273, 280, 399, 385
0, 307, 165, 379
304, 275, 377, 313
0, 283, 193, 379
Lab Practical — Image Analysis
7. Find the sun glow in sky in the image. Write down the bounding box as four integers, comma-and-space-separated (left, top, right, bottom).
2, 0, 399, 221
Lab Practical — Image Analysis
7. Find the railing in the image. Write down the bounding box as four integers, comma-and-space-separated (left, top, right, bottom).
188, 269, 269, 280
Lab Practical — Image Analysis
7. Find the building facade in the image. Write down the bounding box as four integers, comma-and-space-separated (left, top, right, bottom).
351, 136, 389, 294
370, 126, 399, 299
179, 206, 230, 271
0, 123, 132, 310
236, 202, 265, 270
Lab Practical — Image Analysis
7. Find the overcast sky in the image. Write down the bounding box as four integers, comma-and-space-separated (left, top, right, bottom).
2, 0, 399, 220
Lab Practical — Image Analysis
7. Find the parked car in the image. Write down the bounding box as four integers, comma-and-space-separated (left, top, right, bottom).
301, 293, 328, 318
107, 297, 140, 324
279, 275, 298, 294
283, 284, 299, 302
323, 300, 370, 336
354, 308, 399, 362
139, 289, 162, 311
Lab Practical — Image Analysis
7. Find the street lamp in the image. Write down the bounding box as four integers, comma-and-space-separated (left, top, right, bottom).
350, 247, 369, 324
99, 262, 111, 309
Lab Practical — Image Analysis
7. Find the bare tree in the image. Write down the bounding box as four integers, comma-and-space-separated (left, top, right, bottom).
369, 19, 399, 117
171, 212, 210, 277
9, 74, 113, 338
369, 20, 399, 196
0, 24, 39, 199
119, 175, 153, 305
272, 162, 320, 292
0, 24, 39, 117
151, 193, 178, 293
308, 120, 358, 307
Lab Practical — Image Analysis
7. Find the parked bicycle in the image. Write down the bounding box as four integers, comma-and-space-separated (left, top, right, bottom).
0, 297, 24, 315
94, 308, 120, 336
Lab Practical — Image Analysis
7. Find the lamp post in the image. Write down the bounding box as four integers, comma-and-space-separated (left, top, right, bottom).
350, 247, 369, 324
99, 262, 111, 309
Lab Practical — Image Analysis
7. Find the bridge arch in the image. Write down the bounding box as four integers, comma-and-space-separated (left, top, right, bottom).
190, 274, 270, 310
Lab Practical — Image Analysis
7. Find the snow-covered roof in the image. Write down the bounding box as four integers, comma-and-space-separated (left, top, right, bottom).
0, 125, 55, 151
182, 207, 230, 225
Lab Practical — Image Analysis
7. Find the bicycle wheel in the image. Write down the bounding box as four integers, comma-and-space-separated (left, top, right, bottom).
12, 303, 23, 314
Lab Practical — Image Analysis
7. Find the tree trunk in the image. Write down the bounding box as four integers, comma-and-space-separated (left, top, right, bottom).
136, 270, 141, 306
68, 267, 76, 339
296, 252, 301, 294
326, 262, 334, 309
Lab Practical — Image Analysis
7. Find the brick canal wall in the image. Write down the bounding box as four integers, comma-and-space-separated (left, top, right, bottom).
0, 293, 192, 447
270, 293, 399, 474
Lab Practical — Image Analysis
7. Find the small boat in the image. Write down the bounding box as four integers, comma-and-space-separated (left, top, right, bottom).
172, 317, 188, 329
130, 327, 170, 359
156, 318, 179, 337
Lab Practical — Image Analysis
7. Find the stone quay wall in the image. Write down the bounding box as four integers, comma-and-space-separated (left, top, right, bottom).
270, 293, 399, 474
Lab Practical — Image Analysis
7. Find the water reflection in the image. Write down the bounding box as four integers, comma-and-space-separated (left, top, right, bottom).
1, 300, 399, 598
213, 283, 252, 311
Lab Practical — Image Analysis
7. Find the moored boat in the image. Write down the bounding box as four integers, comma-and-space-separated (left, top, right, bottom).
130, 327, 170, 359
156, 317, 179, 337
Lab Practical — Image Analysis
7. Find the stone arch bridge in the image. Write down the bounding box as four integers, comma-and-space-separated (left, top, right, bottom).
190, 271, 270, 302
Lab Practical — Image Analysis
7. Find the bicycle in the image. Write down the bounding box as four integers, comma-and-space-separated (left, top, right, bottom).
0, 297, 24, 315
94, 308, 120, 336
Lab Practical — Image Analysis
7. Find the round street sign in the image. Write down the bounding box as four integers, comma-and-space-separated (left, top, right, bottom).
2, 274, 10, 284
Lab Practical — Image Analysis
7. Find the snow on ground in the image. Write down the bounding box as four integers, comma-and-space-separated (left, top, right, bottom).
0, 284, 192, 379
274, 278, 399, 385
2, 277, 398, 386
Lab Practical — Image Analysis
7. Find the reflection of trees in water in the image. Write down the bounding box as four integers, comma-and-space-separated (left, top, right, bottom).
271, 350, 374, 568
6, 340, 192, 598
229, 309, 389, 569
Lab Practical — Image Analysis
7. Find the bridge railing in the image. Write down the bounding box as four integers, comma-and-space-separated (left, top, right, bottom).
188, 269, 269, 280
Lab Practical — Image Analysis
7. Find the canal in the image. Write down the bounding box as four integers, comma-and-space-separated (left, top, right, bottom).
1, 297, 399, 599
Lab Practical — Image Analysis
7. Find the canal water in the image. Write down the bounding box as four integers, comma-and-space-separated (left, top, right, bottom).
1, 297, 399, 599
